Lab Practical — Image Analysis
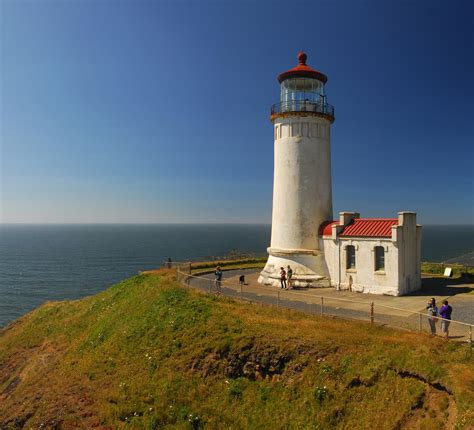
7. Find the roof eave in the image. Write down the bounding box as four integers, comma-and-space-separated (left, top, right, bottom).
277, 70, 328, 84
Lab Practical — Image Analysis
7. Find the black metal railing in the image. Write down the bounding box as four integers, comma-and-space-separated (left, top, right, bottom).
271, 100, 335, 117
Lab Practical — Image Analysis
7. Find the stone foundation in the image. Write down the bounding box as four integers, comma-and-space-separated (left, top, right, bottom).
258, 248, 331, 288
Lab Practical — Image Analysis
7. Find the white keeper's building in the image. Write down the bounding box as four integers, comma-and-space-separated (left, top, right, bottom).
258, 52, 422, 296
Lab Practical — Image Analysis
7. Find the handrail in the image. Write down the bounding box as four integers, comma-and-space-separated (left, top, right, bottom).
271, 100, 335, 117
177, 268, 473, 329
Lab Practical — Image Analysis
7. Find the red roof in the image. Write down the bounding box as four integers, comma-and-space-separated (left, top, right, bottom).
341, 219, 398, 237
278, 52, 328, 84
320, 221, 338, 236
321, 218, 398, 238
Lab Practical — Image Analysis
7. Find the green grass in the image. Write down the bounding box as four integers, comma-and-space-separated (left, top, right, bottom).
189, 257, 267, 274
421, 262, 474, 277
1, 269, 473, 429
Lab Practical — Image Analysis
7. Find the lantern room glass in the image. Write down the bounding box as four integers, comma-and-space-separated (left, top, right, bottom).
280, 77, 325, 104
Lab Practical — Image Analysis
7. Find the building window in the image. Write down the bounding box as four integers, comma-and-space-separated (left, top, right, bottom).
346, 245, 356, 269
375, 246, 385, 271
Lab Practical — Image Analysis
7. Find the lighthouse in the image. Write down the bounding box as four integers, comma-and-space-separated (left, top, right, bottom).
259, 52, 335, 288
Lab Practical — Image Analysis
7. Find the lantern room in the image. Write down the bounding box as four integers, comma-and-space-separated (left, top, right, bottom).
271, 52, 334, 122
280, 77, 325, 105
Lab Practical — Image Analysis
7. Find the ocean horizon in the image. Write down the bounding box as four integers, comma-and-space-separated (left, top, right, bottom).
1, 223, 473, 328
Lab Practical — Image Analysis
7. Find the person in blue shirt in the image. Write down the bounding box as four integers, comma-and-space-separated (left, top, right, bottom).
439, 299, 453, 340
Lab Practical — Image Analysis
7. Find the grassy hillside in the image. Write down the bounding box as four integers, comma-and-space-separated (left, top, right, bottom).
0, 270, 473, 429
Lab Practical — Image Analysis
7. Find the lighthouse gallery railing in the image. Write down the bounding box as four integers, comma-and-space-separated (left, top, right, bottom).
271, 100, 335, 117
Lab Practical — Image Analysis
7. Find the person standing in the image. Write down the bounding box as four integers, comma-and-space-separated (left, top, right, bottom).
280, 267, 287, 289
214, 266, 223, 295
426, 297, 439, 336
287, 265, 293, 289
439, 299, 453, 340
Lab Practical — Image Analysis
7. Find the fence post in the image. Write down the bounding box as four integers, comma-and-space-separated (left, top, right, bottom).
277, 291, 280, 308
370, 302, 374, 324
320, 297, 324, 316
419, 313, 422, 332
188, 262, 192, 274
240, 284, 243, 301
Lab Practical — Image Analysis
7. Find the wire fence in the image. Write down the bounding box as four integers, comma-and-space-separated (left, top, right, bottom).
169, 262, 473, 346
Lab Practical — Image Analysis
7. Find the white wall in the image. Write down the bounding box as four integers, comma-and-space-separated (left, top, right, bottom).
259, 115, 333, 287
322, 212, 422, 296
396, 212, 422, 295
270, 116, 333, 252
323, 237, 400, 295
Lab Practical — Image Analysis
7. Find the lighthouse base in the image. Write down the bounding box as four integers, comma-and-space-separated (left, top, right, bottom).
258, 247, 331, 288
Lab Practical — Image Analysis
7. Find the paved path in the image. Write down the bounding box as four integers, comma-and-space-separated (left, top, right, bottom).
186, 268, 473, 342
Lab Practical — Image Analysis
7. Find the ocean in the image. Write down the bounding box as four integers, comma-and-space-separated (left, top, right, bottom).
0, 224, 473, 327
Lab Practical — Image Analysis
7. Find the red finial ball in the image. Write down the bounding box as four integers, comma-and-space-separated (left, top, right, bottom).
297, 51, 307, 65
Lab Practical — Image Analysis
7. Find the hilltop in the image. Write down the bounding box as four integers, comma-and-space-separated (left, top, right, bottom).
0, 269, 473, 429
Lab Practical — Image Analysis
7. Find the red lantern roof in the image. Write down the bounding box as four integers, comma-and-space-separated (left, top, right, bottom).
321, 219, 399, 238
278, 51, 328, 84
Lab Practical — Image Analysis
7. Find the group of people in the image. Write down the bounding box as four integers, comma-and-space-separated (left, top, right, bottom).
426, 298, 453, 339
216, 265, 295, 292
279, 266, 293, 289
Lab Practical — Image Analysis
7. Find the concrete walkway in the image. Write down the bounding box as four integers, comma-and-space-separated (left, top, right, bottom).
187, 268, 474, 341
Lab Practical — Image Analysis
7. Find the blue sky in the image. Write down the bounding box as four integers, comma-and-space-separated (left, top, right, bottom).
1, 0, 473, 224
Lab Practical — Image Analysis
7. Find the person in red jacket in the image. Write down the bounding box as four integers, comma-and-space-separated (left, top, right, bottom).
280, 267, 287, 289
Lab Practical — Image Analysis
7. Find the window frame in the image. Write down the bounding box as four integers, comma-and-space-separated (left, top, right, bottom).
346, 245, 356, 270
374, 246, 385, 272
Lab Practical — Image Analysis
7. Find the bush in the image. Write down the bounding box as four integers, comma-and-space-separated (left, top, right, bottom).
314, 386, 328, 404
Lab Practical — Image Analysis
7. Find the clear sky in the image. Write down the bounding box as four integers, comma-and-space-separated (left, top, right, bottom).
1, 0, 473, 224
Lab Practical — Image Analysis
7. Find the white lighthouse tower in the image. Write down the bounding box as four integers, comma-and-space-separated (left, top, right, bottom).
259, 52, 335, 288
